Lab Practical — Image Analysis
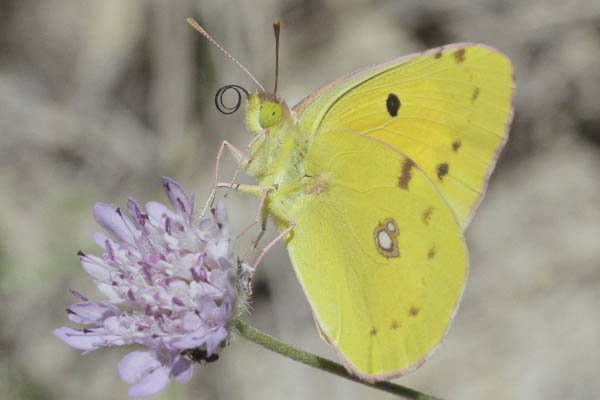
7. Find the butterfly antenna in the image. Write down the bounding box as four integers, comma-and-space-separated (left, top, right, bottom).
187, 18, 266, 92
273, 19, 280, 98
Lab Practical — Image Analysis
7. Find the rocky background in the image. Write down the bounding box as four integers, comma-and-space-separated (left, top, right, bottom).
1, 1, 599, 399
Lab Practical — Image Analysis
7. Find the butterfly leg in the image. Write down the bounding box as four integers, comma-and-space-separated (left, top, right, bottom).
223, 128, 269, 200
215, 182, 263, 196
202, 129, 270, 216
236, 186, 271, 239
229, 183, 271, 257
213, 181, 264, 261
201, 140, 250, 216
246, 220, 296, 294
251, 207, 269, 250
211, 181, 284, 294
239, 189, 271, 261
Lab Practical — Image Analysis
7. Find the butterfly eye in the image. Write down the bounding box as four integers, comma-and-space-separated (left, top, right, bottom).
259, 102, 283, 128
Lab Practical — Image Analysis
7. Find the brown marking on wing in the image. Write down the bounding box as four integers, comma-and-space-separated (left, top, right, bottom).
427, 246, 436, 259
370, 328, 377, 336
454, 48, 466, 63
409, 306, 420, 317
472, 87, 480, 103
422, 206, 433, 225
304, 181, 328, 195
398, 159, 416, 190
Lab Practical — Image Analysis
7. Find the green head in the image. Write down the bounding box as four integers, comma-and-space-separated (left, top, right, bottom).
245, 92, 288, 134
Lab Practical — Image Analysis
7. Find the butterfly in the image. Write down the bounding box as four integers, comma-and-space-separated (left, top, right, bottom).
190, 18, 515, 381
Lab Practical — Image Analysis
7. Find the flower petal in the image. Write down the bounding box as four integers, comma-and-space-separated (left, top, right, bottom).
128, 365, 171, 398
92, 232, 111, 249
170, 328, 209, 349
205, 326, 228, 356
80, 253, 112, 281
94, 203, 138, 245
67, 301, 119, 325
161, 177, 193, 222
53, 327, 114, 351
127, 198, 147, 227
170, 354, 193, 383
96, 282, 123, 302
182, 311, 203, 331
145, 201, 176, 226
118, 350, 162, 384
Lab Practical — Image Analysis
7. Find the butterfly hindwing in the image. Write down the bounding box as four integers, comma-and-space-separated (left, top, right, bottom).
279, 131, 467, 379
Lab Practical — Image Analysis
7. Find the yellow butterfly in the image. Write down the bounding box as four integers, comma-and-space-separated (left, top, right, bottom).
190, 19, 514, 381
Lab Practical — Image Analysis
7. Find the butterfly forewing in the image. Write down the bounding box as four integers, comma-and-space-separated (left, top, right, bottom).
294, 44, 514, 229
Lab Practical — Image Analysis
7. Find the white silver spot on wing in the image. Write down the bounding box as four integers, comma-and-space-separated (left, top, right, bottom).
374, 218, 399, 258
377, 230, 393, 250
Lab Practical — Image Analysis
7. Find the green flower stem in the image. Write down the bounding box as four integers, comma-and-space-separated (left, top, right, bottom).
234, 319, 442, 400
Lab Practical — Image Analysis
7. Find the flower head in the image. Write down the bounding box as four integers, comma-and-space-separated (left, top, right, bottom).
54, 177, 238, 397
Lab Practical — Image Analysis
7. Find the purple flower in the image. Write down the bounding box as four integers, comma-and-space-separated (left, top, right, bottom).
54, 177, 237, 398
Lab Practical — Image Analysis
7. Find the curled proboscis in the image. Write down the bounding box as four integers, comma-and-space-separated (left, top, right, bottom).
215, 84, 249, 115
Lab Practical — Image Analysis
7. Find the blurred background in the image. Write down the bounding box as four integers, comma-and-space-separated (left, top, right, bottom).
1, 0, 599, 399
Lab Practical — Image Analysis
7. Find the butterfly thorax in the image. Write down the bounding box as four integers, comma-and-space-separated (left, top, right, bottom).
244, 92, 311, 203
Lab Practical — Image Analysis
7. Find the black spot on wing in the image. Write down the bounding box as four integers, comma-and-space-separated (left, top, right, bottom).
452, 141, 462, 152
386, 93, 401, 117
